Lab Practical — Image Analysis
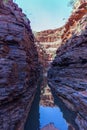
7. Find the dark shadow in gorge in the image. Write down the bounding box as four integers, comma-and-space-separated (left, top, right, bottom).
24, 78, 42, 130
24, 87, 40, 130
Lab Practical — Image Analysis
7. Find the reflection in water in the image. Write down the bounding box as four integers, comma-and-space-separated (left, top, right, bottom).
41, 123, 59, 130
40, 85, 68, 129
40, 85, 54, 107
25, 80, 79, 130
51, 90, 79, 130
40, 85, 73, 130
24, 86, 40, 130
40, 106, 68, 130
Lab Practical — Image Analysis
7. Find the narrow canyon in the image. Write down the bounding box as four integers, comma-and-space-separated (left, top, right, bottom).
0, 0, 87, 130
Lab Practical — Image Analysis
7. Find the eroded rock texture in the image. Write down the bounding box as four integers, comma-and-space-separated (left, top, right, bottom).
35, 0, 87, 71
48, 1, 87, 130
62, 0, 87, 42
36, 27, 64, 42
0, 0, 40, 130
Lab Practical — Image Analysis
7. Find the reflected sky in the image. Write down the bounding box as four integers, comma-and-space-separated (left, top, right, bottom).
40, 106, 68, 130
25, 84, 79, 130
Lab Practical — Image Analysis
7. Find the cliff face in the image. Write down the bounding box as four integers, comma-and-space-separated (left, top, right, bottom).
35, 30, 63, 71
48, 1, 87, 130
36, 0, 87, 43
36, 27, 63, 42
35, 27, 63, 69
35, 0, 87, 70
0, 0, 40, 130
62, 1, 87, 42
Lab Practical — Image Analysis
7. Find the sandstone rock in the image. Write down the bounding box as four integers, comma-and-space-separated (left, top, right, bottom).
0, 0, 40, 130
48, 1, 87, 130
36, 27, 64, 42
62, 1, 87, 42
35, 1, 87, 74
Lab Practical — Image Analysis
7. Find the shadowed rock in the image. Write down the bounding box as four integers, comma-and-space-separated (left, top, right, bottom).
0, 0, 40, 130
48, 1, 87, 130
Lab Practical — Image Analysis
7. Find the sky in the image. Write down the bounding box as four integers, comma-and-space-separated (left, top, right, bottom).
15, 0, 72, 31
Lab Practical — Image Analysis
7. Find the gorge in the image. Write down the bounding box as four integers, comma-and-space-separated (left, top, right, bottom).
0, 0, 87, 130
0, 0, 41, 130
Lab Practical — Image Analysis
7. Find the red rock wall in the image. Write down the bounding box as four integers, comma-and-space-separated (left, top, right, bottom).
48, 2, 87, 130
35, 1, 87, 71
36, 27, 63, 42
0, 1, 40, 130
35, 1, 87, 43
62, 2, 87, 42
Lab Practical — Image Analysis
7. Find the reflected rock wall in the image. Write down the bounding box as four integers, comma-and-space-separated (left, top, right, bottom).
40, 85, 55, 107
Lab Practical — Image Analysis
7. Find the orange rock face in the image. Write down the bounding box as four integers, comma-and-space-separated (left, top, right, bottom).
62, 2, 87, 42
35, 1, 87, 43
35, 1, 87, 72
36, 27, 64, 42
0, 0, 40, 130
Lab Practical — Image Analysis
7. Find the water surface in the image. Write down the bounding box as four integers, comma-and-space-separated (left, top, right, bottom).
40, 105, 68, 130
25, 84, 79, 130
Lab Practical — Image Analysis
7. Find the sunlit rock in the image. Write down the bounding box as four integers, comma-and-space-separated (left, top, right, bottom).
48, 1, 87, 129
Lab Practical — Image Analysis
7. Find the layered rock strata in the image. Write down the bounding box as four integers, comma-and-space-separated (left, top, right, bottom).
62, 0, 87, 42
35, 28, 63, 72
36, 27, 63, 42
35, 0, 87, 71
48, 1, 87, 130
0, 0, 40, 130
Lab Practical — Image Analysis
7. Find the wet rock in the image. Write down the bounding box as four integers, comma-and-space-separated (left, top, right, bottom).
0, 0, 40, 130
